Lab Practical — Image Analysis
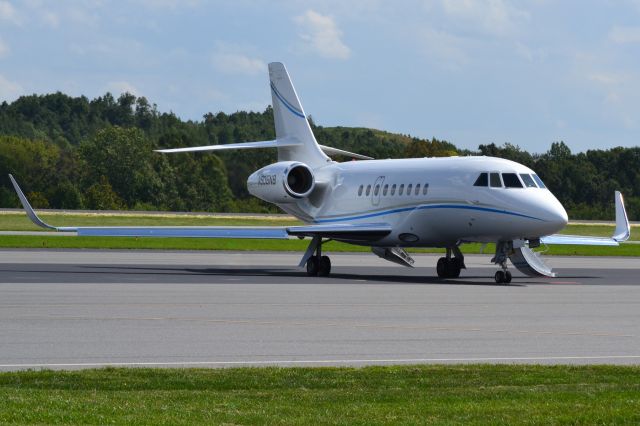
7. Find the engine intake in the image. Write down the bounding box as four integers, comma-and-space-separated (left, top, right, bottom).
285, 164, 314, 197
247, 161, 315, 203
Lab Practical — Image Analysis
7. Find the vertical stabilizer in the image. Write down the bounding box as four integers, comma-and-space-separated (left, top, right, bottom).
269, 62, 329, 168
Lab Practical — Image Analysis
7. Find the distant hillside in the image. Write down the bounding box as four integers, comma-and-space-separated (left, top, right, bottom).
0, 92, 638, 220
0, 92, 456, 213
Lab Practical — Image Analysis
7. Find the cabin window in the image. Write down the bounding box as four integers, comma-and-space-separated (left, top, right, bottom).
366, 185, 371, 196
399, 184, 404, 195
502, 173, 523, 188
415, 183, 421, 195
423, 183, 429, 195
391, 184, 396, 195
474, 173, 488, 187
533, 174, 546, 188
407, 184, 413, 195
383, 184, 389, 196
520, 174, 537, 188
358, 185, 363, 196
374, 184, 380, 196
489, 173, 502, 187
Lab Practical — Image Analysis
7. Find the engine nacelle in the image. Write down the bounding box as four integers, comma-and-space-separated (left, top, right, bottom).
247, 161, 315, 203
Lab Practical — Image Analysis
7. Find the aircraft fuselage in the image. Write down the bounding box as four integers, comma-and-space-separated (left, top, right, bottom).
278, 155, 568, 247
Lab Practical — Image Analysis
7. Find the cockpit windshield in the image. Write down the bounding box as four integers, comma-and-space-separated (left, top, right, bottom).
519, 174, 537, 188
473, 172, 544, 189
501, 173, 523, 188
532, 174, 546, 188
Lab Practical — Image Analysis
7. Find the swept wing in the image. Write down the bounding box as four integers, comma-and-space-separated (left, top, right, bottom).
9, 174, 388, 241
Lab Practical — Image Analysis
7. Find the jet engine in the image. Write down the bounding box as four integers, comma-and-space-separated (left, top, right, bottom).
247, 161, 315, 203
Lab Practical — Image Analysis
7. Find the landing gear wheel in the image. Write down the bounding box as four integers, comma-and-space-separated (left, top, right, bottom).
306, 257, 319, 276
494, 270, 505, 284
318, 256, 331, 277
504, 271, 512, 284
446, 260, 461, 278
436, 257, 447, 278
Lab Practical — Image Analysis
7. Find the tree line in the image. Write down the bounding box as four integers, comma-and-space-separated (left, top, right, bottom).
0, 92, 637, 220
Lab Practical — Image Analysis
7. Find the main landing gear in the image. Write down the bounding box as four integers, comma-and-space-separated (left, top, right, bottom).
436, 247, 466, 279
491, 241, 513, 284
303, 236, 332, 277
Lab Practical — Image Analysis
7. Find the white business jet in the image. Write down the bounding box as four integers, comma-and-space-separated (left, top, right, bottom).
9, 62, 631, 283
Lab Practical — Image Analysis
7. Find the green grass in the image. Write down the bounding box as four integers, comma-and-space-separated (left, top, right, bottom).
0, 365, 639, 425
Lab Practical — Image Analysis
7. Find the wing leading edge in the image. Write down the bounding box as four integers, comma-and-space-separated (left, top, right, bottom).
9, 174, 389, 241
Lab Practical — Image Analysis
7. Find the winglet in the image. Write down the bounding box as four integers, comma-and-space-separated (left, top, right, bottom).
613, 191, 631, 242
8, 174, 57, 230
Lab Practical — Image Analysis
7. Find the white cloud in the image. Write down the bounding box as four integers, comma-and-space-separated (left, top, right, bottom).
106, 81, 139, 96
294, 10, 350, 60
586, 72, 639, 128
0, 38, 8, 58
134, 0, 201, 10
419, 27, 469, 69
0, 0, 19, 24
42, 10, 60, 28
514, 41, 547, 63
589, 73, 619, 86
438, 0, 529, 36
211, 52, 266, 75
609, 26, 640, 44
0, 74, 23, 101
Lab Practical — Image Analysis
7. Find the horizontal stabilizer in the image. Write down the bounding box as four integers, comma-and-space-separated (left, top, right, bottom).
155, 139, 299, 154
156, 139, 372, 160
287, 222, 391, 242
318, 144, 373, 160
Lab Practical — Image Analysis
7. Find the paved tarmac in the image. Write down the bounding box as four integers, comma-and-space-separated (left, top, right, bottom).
0, 249, 639, 370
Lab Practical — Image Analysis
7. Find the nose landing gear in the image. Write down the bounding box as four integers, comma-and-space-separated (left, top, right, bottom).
494, 269, 512, 284
492, 241, 513, 284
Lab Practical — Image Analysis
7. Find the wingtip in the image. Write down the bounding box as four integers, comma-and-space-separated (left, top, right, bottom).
7, 174, 57, 230
613, 190, 631, 242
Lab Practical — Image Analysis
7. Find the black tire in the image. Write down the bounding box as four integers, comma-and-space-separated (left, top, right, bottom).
446, 260, 461, 278
494, 270, 505, 284
318, 255, 331, 277
306, 257, 319, 276
436, 257, 447, 278
504, 271, 512, 284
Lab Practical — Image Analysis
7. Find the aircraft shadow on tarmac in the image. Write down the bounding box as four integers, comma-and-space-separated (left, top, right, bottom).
0, 265, 604, 286
76, 265, 602, 286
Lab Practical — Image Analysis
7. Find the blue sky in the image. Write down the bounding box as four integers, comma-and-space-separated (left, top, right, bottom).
0, 0, 639, 153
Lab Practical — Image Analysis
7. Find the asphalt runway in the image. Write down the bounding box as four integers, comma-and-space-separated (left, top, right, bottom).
1, 249, 639, 370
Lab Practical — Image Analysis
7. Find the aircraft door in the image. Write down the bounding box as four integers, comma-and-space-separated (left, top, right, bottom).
371, 176, 385, 206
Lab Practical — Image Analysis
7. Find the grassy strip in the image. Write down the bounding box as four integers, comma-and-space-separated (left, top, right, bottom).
0, 365, 639, 424
0, 235, 639, 256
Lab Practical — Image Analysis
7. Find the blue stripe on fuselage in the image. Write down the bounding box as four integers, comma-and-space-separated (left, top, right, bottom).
313, 204, 545, 224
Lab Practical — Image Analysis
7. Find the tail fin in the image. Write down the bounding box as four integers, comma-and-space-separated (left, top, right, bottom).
269, 62, 329, 167
156, 63, 372, 163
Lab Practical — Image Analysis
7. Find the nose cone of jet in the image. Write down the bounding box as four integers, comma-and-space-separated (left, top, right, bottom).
546, 199, 568, 233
